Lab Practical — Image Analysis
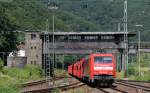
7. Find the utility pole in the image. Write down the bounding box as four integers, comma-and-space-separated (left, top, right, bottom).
138, 31, 141, 77
52, 15, 55, 78
135, 24, 143, 76
123, 0, 128, 77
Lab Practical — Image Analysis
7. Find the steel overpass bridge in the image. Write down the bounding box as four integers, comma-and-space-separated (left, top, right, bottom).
40, 31, 135, 77
41, 32, 135, 54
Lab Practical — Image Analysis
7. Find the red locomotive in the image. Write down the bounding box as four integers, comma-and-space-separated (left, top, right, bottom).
68, 53, 116, 86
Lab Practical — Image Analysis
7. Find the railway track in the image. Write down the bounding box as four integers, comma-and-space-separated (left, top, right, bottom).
22, 76, 71, 87
117, 79, 150, 83
21, 76, 85, 93
22, 81, 85, 93
115, 80, 150, 93
22, 77, 150, 93
28, 81, 85, 93
86, 80, 150, 93
97, 87, 127, 93
117, 80, 150, 88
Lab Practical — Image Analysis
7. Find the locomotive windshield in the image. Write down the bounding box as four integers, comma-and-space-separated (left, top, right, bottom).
94, 56, 112, 63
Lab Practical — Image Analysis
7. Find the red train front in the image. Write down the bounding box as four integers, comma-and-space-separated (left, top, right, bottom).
68, 53, 116, 86
85, 53, 116, 85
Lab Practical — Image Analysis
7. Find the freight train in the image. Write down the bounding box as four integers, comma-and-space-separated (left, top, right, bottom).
68, 53, 116, 86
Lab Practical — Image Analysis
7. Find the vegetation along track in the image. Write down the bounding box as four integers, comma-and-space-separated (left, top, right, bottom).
116, 80, 150, 92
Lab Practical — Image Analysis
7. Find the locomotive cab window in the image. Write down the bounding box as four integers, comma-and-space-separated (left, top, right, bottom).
94, 56, 112, 63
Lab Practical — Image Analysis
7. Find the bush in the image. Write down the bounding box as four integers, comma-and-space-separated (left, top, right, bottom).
127, 64, 138, 76
0, 74, 20, 93
134, 74, 150, 81
0, 84, 19, 93
0, 65, 43, 93
0, 58, 4, 71
3, 65, 43, 82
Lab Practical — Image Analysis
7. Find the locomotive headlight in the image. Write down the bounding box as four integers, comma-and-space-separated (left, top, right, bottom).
94, 67, 113, 70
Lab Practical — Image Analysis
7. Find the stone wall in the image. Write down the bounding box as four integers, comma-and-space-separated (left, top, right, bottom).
7, 57, 27, 68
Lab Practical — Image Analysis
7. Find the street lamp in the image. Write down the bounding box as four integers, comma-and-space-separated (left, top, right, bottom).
135, 24, 143, 77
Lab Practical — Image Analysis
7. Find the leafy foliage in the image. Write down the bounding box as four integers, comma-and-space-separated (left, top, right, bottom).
0, 3, 18, 52
50, 0, 150, 40
127, 53, 150, 81
0, 65, 43, 93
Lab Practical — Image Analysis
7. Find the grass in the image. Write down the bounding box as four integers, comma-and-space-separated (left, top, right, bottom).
0, 65, 43, 93
0, 74, 19, 93
54, 69, 68, 77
